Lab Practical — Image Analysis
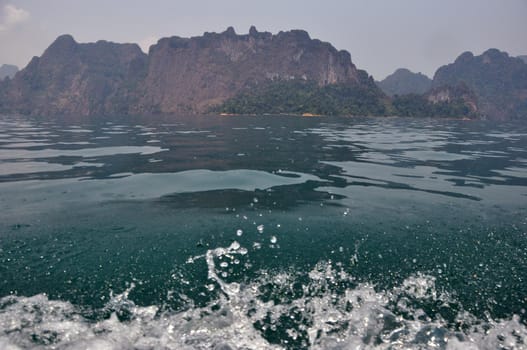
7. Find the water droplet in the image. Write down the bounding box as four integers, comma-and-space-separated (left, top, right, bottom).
236, 229, 243, 236
253, 197, 259, 203
221, 271, 228, 278
270, 236, 277, 244
412, 258, 417, 264
257, 224, 264, 233
220, 262, 229, 268
230, 241, 240, 250
206, 284, 215, 291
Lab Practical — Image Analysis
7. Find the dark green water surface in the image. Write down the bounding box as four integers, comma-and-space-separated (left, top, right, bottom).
0, 115, 526, 349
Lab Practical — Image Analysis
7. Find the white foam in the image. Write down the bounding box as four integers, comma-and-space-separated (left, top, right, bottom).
1, 244, 526, 349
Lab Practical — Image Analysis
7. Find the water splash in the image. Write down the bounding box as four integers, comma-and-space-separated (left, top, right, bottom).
0, 242, 526, 349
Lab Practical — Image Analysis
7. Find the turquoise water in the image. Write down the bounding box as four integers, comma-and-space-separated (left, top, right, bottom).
0, 114, 526, 349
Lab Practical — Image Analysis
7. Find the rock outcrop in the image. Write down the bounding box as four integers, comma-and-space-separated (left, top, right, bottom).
426, 83, 478, 114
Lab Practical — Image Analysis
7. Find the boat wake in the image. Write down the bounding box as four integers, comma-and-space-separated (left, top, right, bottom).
1, 241, 526, 349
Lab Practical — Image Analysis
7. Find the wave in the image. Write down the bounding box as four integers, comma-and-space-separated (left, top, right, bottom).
1, 241, 526, 349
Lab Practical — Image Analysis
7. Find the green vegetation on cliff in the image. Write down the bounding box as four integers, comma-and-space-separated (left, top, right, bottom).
216, 80, 389, 116
215, 80, 475, 118
392, 94, 472, 118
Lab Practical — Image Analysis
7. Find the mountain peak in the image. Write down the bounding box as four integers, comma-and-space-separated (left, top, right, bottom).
433, 48, 527, 120
223, 26, 237, 36
50, 34, 77, 48
480, 48, 509, 63
249, 25, 258, 36
42, 34, 78, 59
377, 68, 432, 96
455, 51, 474, 64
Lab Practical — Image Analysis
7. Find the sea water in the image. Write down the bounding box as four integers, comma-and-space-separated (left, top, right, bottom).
0, 114, 526, 349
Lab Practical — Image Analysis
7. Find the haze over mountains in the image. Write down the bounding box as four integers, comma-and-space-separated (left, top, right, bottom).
376, 69, 432, 96
0, 27, 526, 120
0, 64, 19, 79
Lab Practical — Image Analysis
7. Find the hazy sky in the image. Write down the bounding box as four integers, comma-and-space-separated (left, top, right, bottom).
0, 0, 526, 80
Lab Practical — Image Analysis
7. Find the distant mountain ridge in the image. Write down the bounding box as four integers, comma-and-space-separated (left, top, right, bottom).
518, 55, 527, 64
0, 64, 18, 79
0, 29, 523, 120
377, 68, 432, 96
0, 27, 376, 116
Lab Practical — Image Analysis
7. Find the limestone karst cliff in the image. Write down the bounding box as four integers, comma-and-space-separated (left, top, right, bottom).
1, 27, 372, 116
432, 49, 527, 120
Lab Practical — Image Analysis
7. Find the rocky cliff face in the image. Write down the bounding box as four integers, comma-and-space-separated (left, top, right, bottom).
137, 26, 362, 114
426, 83, 478, 114
376, 68, 432, 96
1, 27, 368, 116
432, 49, 527, 120
3, 35, 148, 116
